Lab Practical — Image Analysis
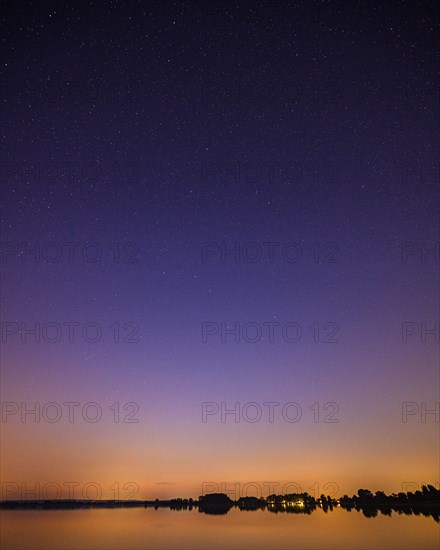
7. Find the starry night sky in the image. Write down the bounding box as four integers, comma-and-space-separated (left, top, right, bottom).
1, 1, 439, 499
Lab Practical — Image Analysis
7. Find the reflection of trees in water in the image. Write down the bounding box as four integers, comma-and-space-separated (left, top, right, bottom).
1, 485, 438, 521
195, 487, 440, 521
197, 493, 233, 515
340, 485, 440, 523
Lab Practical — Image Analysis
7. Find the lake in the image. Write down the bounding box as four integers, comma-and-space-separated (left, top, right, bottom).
1, 507, 438, 549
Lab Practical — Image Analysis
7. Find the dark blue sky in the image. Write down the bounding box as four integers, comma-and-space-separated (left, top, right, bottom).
1, 1, 438, 498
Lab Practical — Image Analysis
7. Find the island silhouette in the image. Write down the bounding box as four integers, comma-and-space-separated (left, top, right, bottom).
1, 485, 439, 521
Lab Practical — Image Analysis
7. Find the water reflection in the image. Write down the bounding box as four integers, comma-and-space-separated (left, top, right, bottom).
3, 490, 438, 522
1, 506, 437, 550
195, 490, 440, 522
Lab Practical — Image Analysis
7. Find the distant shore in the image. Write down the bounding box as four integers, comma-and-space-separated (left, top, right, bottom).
1, 487, 439, 522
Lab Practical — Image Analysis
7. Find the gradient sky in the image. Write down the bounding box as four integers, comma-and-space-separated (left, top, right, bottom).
1, 1, 439, 500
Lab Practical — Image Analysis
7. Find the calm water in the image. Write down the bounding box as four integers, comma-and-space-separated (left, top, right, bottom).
1, 507, 438, 550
